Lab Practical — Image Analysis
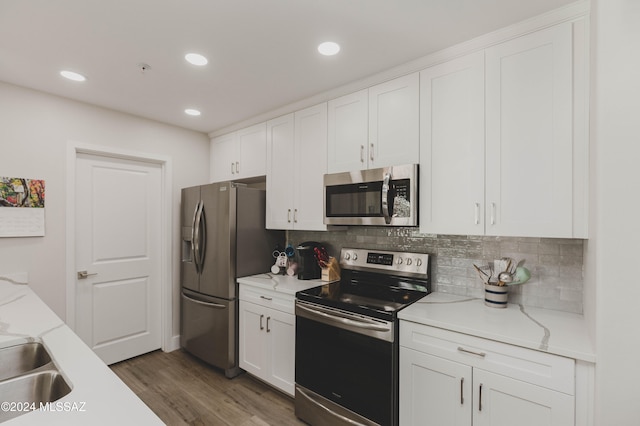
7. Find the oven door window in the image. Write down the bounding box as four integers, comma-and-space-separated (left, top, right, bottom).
296, 315, 394, 425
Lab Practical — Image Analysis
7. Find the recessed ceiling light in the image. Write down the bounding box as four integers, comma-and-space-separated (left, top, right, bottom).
318, 41, 340, 56
60, 70, 86, 82
185, 53, 208, 66
185, 108, 201, 116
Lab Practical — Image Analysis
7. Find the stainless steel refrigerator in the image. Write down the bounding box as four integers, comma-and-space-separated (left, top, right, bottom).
180, 182, 283, 378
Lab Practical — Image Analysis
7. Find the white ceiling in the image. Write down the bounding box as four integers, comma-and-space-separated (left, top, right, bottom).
0, 0, 576, 134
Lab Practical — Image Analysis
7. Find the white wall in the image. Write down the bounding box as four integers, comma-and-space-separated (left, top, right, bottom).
591, 0, 640, 423
0, 81, 210, 340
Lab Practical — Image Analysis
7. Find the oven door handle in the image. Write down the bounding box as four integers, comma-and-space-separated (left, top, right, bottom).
297, 387, 369, 426
296, 303, 390, 332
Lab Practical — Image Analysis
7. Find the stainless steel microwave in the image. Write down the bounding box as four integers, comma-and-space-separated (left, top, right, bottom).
323, 164, 418, 226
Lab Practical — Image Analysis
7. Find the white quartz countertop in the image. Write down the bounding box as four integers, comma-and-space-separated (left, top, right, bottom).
0, 278, 162, 425
237, 273, 325, 295
399, 292, 596, 363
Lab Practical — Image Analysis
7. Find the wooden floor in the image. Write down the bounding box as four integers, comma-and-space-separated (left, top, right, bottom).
111, 349, 305, 426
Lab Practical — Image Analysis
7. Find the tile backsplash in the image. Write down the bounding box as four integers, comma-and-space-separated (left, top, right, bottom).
288, 227, 584, 314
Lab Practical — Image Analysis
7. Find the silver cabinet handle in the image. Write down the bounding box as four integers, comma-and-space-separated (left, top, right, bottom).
460, 377, 464, 405
231, 162, 235, 174
77, 270, 97, 279
287, 208, 292, 223
490, 202, 496, 225
360, 145, 365, 163
370, 143, 375, 162
474, 203, 480, 225
260, 314, 264, 330
260, 295, 273, 301
457, 346, 486, 358
479, 383, 483, 412
236, 161, 239, 174
266, 316, 271, 333
294, 208, 298, 223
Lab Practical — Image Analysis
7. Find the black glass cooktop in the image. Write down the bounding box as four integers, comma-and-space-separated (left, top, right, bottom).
295, 270, 430, 321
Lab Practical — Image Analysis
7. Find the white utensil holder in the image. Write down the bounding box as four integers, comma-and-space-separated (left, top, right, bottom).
484, 283, 508, 308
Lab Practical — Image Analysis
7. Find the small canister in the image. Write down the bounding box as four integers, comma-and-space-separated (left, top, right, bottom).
484, 283, 508, 308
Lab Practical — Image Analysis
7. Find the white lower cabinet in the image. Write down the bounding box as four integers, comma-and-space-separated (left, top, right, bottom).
399, 322, 575, 426
239, 285, 296, 396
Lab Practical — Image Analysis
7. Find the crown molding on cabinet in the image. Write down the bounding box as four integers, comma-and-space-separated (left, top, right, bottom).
208, 0, 589, 139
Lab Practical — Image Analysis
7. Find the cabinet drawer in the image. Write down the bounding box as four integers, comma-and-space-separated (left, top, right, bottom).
239, 285, 295, 314
400, 321, 575, 395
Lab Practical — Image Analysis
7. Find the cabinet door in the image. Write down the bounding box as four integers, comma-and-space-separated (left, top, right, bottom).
485, 23, 573, 237
210, 132, 237, 182
266, 309, 296, 396
473, 369, 574, 426
266, 114, 295, 229
420, 51, 485, 235
293, 103, 327, 231
400, 347, 472, 426
236, 122, 267, 179
369, 73, 419, 168
327, 89, 369, 173
238, 301, 267, 378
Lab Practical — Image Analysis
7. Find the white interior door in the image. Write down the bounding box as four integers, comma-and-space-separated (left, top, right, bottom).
75, 153, 162, 365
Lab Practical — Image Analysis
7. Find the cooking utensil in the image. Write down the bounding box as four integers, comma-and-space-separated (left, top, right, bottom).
473, 264, 491, 284
313, 246, 329, 268
508, 266, 531, 285
497, 271, 513, 286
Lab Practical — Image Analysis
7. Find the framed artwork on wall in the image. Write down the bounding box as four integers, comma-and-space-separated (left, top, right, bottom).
0, 177, 45, 237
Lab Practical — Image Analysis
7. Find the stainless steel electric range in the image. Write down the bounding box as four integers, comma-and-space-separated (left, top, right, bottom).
294, 248, 431, 426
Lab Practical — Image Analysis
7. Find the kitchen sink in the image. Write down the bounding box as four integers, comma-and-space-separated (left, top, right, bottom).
0, 342, 72, 422
0, 342, 52, 381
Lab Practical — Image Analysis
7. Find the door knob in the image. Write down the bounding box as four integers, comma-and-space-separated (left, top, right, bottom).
77, 270, 97, 279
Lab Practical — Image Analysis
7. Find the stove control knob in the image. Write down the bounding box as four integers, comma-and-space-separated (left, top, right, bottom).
406, 258, 413, 266
352, 253, 358, 261
396, 257, 403, 265
416, 258, 423, 267
344, 253, 351, 260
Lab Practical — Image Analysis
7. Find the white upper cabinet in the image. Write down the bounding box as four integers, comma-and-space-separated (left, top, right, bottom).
369, 73, 420, 169
327, 89, 369, 173
236, 122, 268, 178
266, 104, 327, 231
485, 23, 573, 237
266, 114, 295, 230
210, 132, 237, 182
420, 51, 485, 236
420, 21, 586, 238
293, 103, 328, 230
209, 122, 267, 182
327, 74, 420, 173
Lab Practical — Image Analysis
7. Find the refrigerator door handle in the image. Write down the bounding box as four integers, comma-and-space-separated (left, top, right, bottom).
190, 201, 199, 272
198, 201, 207, 271
193, 200, 204, 273
181, 292, 226, 309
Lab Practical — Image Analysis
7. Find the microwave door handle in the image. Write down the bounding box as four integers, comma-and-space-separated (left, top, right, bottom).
381, 172, 392, 224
